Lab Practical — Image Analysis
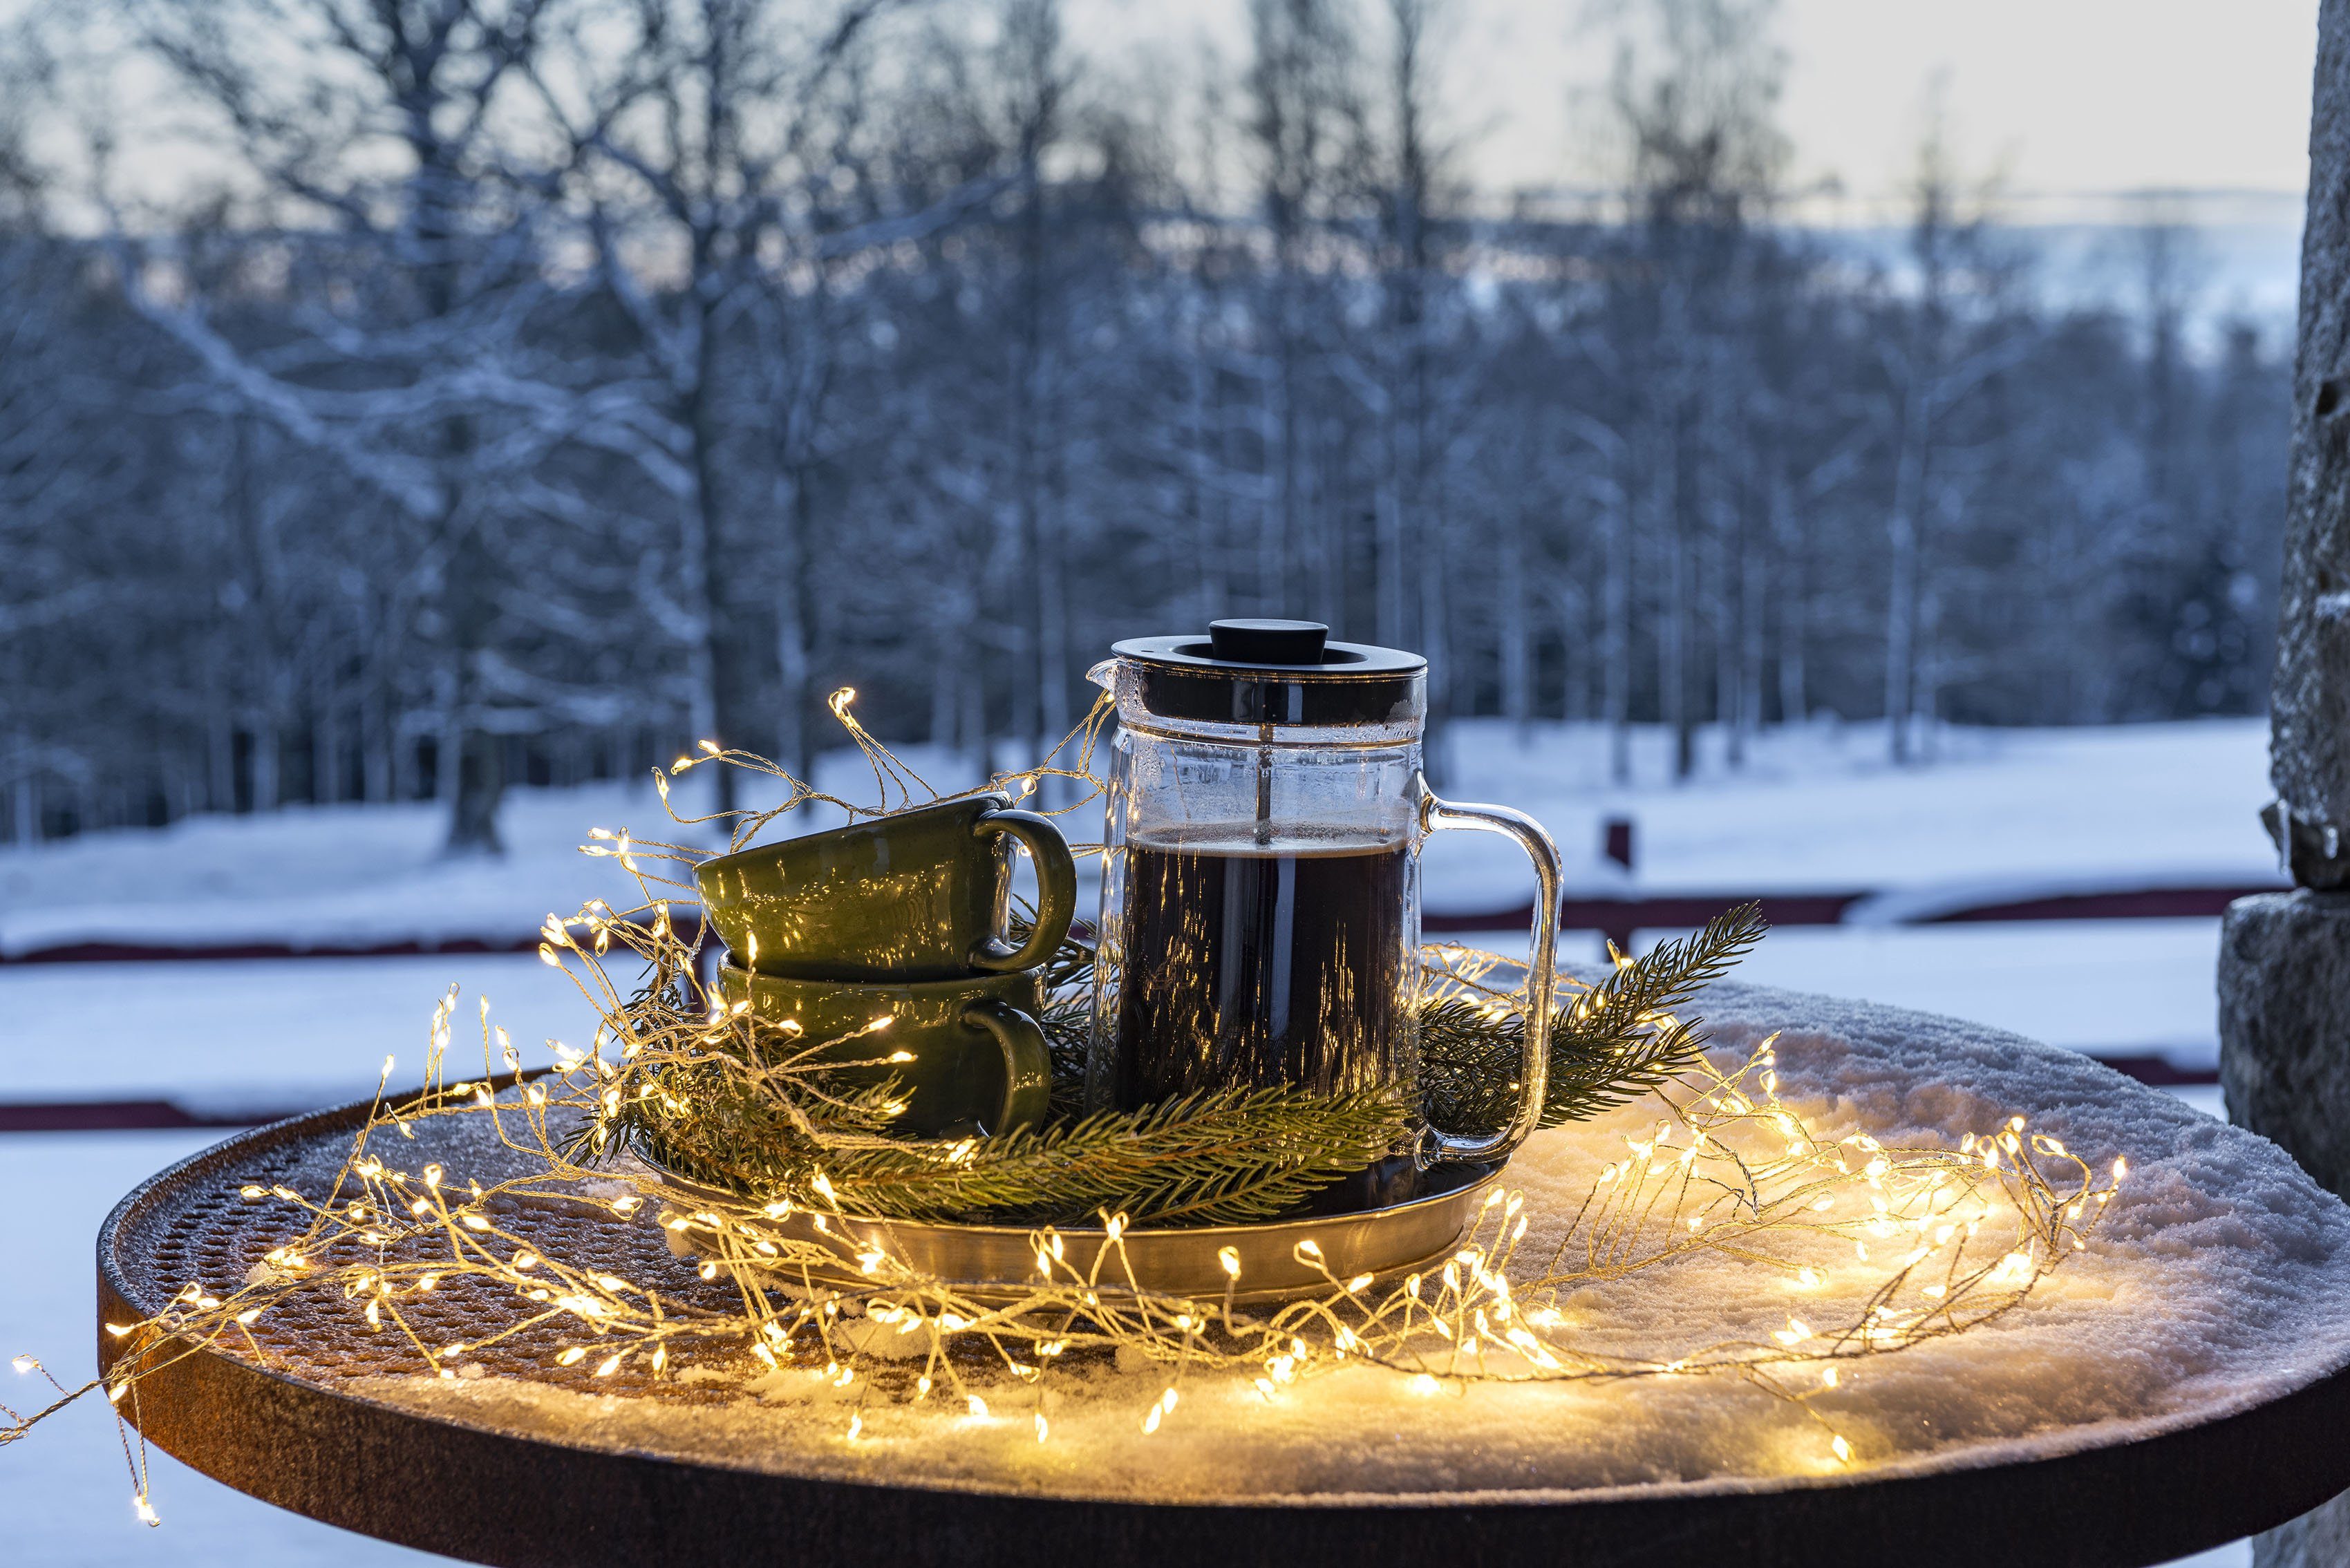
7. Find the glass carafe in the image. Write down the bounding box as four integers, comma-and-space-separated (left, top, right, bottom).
1085, 620, 1561, 1182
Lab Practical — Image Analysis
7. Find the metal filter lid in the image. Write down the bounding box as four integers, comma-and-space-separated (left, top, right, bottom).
1109, 619, 1427, 728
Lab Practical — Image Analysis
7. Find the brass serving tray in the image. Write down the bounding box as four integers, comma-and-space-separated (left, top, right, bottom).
634, 1153, 1505, 1306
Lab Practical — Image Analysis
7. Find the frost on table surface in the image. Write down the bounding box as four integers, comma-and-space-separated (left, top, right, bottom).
351, 983, 2350, 1505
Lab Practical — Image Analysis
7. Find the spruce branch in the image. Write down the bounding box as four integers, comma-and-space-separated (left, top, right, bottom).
1422, 903, 1769, 1134
644, 1083, 1413, 1227
610, 907, 1762, 1227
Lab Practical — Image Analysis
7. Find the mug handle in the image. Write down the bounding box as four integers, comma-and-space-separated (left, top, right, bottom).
1417, 787, 1561, 1168
959, 999, 1055, 1135
969, 806, 1078, 972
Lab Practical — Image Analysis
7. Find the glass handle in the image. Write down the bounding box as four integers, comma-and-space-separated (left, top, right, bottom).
1418, 788, 1561, 1167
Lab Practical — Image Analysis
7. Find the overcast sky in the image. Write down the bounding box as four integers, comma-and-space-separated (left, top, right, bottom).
1074, 0, 2320, 212
15, 0, 2320, 214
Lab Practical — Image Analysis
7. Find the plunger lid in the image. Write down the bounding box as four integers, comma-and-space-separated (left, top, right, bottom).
1107, 620, 1427, 728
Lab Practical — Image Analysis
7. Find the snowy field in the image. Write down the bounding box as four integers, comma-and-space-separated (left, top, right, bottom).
1420, 715, 2276, 909
0, 929, 2234, 1117
0, 717, 2280, 955
0, 718, 2275, 1111
0, 954, 603, 1117
1447, 919, 2233, 1107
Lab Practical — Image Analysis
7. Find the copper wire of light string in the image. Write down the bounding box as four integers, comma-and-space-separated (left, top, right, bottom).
5, 694, 2127, 1522
653, 688, 1119, 858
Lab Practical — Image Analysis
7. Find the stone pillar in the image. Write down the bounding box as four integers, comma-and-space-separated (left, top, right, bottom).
2221, 894, 2350, 1198
2223, 6, 2350, 1562
2267, 0, 2350, 871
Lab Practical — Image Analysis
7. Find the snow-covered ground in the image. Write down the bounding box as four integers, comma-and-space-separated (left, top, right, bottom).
0, 777, 684, 959
0, 717, 2280, 956
0, 719, 2271, 1108
1443, 917, 2229, 1081
1418, 715, 2277, 910
0, 954, 601, 1115
0, 929, 2234, 1115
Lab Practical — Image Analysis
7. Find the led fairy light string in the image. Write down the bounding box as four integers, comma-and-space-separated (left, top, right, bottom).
24, 908, 2123, 1501
639, 688, 1118, 861
7, 695, 2127, 1522
3, 1352, 162, 1527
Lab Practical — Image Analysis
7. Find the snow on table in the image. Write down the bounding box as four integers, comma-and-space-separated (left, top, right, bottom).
343, 983, 2350, 1508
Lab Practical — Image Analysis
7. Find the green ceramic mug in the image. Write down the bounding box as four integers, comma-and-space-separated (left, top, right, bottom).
716, 963, 1054, 1139
695, 791, 1077, 981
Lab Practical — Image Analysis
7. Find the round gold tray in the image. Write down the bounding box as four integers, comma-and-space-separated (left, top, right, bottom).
635, 1152, 1505, 1305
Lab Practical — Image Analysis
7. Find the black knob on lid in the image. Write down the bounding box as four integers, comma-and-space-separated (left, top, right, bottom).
1208, 618, 1328, 665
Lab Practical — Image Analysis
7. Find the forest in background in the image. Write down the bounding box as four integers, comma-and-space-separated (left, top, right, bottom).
0, 0, 2291, 851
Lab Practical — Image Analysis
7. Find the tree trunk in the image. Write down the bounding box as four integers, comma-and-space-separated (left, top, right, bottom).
930, 610, 964, 753
1188, 332, 1225, 625
681, 384, 733, 820
1040, 440, 1072, 764
448, 721, 505, 853
437, 417, 502, 855
2224, 7, 2350, 1558
1606, 463, 1633, 785
1267, 285, 1297, 617
1502, 509, 1533, 744
362, 670, 393, 804
1886, 387, 1926, 766
1666, 400, 1696, 781
249, 718, 280, 813
773, 464, 815, 782
1773, 474, 1807, 726
8, 739, 33, 844
1014, 176, 1051, 777
1375, 402, 1406, 648
1311, 413, 1341, 630
1740, 489, 1767, 750
1215, 343, 1245, 618
1418, 461, 1452, 786
314, 677, 341, 805
435, 693, 495, 847
1717, 507, 1743, 771
441, 520, 506, 854
959, 653, 988, 779
207, 685, 237, 815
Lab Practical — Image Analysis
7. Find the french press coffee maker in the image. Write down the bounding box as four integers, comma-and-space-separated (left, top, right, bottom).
1086, 620, 1561, 1185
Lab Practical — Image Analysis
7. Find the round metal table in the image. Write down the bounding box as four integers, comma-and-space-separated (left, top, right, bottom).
96, 983, 2350, 1567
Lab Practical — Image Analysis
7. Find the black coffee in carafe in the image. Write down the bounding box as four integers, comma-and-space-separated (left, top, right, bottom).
1111, 824, 1414, 1109
1089, 622, 1563, 1207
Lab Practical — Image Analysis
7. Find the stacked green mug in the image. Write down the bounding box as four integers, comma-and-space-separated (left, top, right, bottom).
694, 792, 1078, 1140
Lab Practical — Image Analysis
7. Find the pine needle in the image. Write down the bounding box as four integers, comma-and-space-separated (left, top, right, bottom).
609, 905, 1765, 1227
1422, 902, 1769, 1134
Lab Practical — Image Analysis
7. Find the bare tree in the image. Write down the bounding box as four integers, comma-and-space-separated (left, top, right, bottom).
1877, 97, 2030, 762
1602, 0, 1787, 779
0, 0, 2300, 849
118, 0, 581, 851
